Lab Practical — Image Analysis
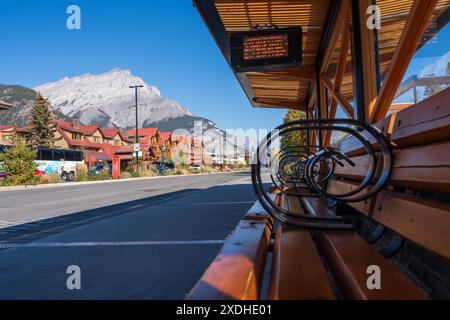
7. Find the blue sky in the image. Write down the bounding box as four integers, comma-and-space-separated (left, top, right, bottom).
0, 0, 285, 131
0, 1, 448, 127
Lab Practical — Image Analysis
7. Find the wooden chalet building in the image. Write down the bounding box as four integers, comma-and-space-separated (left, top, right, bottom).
0, 125, 15, 144
6, 120, 134, 165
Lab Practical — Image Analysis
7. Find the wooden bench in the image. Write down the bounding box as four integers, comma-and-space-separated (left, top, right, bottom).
187, 88, 450, 300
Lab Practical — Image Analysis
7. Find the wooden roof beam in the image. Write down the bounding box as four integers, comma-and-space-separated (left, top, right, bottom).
264, 65, 316, 81
322, 75, 354, 119
253, 98, 306, 110
325, 18, 351, 146
319, 0, 350, 75
370, 0, 439, 123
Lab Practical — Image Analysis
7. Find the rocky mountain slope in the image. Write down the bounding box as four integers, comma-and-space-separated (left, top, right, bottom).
0, 85, 71, 126
33, 69, 192, 128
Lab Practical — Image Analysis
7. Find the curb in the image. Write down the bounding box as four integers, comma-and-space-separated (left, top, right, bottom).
0, 170, 250, 192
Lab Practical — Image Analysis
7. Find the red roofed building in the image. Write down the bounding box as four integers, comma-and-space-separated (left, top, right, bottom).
170, 134, 204, 165
12, 119, 134, 166
0, 125, 15, 143
127, 128, 163, 162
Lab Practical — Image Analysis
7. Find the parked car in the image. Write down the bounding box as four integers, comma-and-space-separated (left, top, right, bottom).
0, 171, 7, 180
87, 163, 112, 175
191, 164, 201, 171
153, 161, 175, 173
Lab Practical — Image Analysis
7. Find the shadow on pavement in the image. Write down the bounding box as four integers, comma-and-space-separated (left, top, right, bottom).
0, 188, 202, 243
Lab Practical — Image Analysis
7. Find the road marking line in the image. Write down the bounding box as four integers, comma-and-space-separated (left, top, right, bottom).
54, 187, 95, 193
217, 177, 250, 186
0, 240, 226, 248
129, 204, 144, 209
194, 201, 255, 205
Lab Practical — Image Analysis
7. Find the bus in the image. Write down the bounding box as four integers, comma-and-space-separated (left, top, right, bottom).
36, 148, 84, 181
1, 145, 84, 181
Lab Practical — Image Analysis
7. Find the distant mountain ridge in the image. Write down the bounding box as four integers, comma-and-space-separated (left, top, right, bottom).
1, 69, 229, 145
0, 84, 72, 127
33, 69, 192, 129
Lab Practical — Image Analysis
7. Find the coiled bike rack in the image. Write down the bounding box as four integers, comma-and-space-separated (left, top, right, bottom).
251, 119, 392, 230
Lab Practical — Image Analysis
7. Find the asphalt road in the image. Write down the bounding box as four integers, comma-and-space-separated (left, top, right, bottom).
0, 172, 256, 299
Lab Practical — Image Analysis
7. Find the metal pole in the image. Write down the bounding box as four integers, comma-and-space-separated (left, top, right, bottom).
129, 85, 144, 174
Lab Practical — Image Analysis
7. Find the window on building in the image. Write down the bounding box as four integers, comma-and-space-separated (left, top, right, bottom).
114, 139, 120, 146
71, 133, 82, 140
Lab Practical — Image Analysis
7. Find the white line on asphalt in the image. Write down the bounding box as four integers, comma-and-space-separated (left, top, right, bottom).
193, 201, 255, 205
54, 187, 96, 193
128, 204, 144, 209
217, 177, 250, 186
0, 240, 226, 248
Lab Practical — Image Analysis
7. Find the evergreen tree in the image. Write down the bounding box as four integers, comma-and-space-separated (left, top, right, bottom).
0, 138, 38, 186
29, 93, 59, 148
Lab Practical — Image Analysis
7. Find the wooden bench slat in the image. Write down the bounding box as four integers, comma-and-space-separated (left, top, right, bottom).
327, 179, 375, 216
187, 220, 271, 300
332, 154, 372, 181
332, 115, 393, 157
269, 224, 337, 300
373, 191, 450, 261
300, 196, 335, 217
390, 141, 450, 193
287, 195, 305, 215
390, 87, 450, 148
318, 231, 428, 300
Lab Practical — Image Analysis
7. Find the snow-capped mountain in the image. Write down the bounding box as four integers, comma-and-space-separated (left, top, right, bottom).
420, 51, 450, 77
34, 68, 192, 128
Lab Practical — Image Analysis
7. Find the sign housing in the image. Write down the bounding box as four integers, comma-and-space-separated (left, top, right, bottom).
230, 27, 302, 72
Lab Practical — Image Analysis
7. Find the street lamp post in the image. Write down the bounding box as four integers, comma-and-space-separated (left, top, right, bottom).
129, 85, 144, 174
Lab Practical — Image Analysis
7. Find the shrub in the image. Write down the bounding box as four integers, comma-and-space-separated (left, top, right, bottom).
174, 167, 189, 175
75, 164, 88, 182
161, 170, 174, 176
39, 173, 60, 185
200, 166, 214, 174
130, 171, 141, 178
141, 170, 159, 177
150, 165, 160, 174
88, 168, 111, 181
0, 142, 38, 186
120, 171, 132, 179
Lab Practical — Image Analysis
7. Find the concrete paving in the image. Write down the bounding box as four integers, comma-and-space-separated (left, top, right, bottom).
0, 172, 256, 299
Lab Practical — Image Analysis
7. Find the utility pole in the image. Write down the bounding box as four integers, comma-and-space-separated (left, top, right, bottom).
129, 85, 144, 174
